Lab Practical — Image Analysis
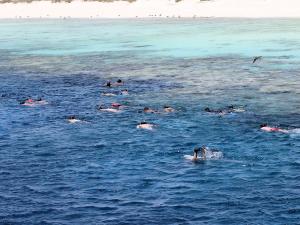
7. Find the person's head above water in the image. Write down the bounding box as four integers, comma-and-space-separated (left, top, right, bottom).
68, 116, 75, 120
204, 107, 211, 112
117, 79, 122, 83
144, 107, 150, 111
260, 123, 268, 128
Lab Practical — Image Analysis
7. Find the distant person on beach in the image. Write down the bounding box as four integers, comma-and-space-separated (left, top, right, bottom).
260, 124, 288, 133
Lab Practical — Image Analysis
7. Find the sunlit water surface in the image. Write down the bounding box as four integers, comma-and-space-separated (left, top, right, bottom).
0, 19, 300, 224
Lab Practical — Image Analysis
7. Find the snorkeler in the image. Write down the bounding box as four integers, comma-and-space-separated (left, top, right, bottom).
163, 105, 175, 113
20, 98, 48, 106
184, 146, 223, 161
105, 79, 124, 87
136, 121, 155, 130
102, 92, 117, 97
116, 79, 123, 85
67, 116, 81, 124
111, 102, 122, 108
204, 105, 245, 115
204, 107, 222, 114
260, 124, 288, 133
120, 89, 129, 95
98, 105, 121, 113
143, 107, 158, 114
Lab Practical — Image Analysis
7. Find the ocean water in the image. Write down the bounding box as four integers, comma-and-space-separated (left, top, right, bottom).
0, 19, 300, 224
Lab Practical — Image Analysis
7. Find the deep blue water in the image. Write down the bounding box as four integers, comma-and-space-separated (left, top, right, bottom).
1, 19, 300, 225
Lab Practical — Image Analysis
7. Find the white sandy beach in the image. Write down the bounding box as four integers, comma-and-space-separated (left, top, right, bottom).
0, 0, 300, 19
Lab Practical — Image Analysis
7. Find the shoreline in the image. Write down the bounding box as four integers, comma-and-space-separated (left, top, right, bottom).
0, 0, 300, 19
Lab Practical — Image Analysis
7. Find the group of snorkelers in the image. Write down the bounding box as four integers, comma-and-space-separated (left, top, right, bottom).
101, 79, 175, 130
18, 79, 293, 134
17, 77, 294, 160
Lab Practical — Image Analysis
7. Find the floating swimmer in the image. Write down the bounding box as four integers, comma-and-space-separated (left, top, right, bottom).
136, 121, 155, 130
102, 92, 117, 97
98, 105, 120, 113
184, 146, 223, 161
143, 107, 158, 114
20, 98, 48, 106
111, 102, 122, 108
204, 105, 245, 115
120, 89, 129, 95
260, 124, 288, 133
105, 79, 124, 87
253, 56, 262, 64
67, 116, 81, 124
163, 105, 175, 113
204, 107, 224, 115
226, 105, 246, 113
115, 79, 124, 86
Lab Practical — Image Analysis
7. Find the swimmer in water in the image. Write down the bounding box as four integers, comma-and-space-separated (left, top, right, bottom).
105, 81, 111, 87
102, 92, 117, 97
20, 98, 48, 106
136, 121, 155, 130
260, 124, 288, 133
116, 79, 123, 85
163, 105, 175, 113
111, 102, 122, 108
67, 116, 81, 124
185, 146, 223, 161
204, 107, 222, 114
143, 107, 158, 114
120, 89, 129, 95
205, 106, 244, 115
98, 105, 120, 113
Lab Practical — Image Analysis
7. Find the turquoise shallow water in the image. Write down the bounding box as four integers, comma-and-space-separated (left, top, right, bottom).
0, 19, 300, 224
